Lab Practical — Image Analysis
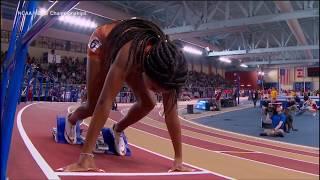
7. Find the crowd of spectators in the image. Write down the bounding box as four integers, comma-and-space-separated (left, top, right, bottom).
3, 50, 317, 105
26, 54, 86, 85
20, 52, 232, 102
185, 71, 229, 89
182, 71, 232, 99
0, 49, 243, 104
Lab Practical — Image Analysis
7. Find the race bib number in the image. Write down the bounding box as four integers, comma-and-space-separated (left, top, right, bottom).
88, 38, 102, 52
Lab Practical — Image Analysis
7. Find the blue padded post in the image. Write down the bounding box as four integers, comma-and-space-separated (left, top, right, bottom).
0, 2, 36, 179
1, 0, 24, 117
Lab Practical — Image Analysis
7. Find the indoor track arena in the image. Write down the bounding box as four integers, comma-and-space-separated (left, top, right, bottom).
1, 1, 319, 180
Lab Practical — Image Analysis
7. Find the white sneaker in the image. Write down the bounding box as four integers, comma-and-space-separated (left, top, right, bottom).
111, 124, 127, 156
64, 115, 77, 144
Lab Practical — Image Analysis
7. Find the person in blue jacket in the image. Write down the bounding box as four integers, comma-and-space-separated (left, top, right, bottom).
260, 103, 286, 137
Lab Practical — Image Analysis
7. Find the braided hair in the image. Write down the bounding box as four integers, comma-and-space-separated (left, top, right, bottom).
103, 18, 188, 113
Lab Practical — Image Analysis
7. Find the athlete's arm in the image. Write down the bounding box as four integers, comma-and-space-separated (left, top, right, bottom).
82, 43, 129, 154
61, 42, 130, 172
162, 92, 193, 172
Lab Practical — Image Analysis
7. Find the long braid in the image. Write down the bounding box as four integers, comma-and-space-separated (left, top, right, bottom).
144, 35, 188, 114
104, 18, 188, 114
103, 19, 165, 69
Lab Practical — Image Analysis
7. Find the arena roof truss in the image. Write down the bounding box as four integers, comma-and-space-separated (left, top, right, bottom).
1, 1, 319, 68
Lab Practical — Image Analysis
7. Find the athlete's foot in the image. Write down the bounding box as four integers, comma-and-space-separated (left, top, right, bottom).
111, 124, 127, 156
169, 159, 195, 172
64, 113, 77, 144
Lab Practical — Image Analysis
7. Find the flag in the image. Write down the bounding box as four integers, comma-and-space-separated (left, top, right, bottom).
296, 68, 304, 78
280, 68, 290, 85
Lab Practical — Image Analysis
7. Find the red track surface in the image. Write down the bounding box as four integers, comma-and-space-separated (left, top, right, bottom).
121, 108, 320, 176
7, 102, 319, 179
8, 104, 47, 180
8, 103, 225, 179
149, 110, 320, 157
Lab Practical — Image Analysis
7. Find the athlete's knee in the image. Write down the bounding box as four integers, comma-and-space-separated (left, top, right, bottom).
140, 99, 156, 112
77, 103, 95, 116
86, 105, 95, 115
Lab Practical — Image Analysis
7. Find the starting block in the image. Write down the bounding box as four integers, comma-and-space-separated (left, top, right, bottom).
52, 116, 131, 156
101, 128, 131, 156
52, 116, 83, 144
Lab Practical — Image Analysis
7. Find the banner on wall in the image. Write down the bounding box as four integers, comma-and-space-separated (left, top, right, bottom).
279, 68, 290, 85
296, 67, 304, 78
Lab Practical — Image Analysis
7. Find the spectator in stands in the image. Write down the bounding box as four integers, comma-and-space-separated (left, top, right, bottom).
304, 98, 318, 116
252, 90, 259, 108
294, 94, 303, 109
232, 87, 237, 106
303, 92, 309, 102
271, 87, 277, 101
112, 100, 118, 111
215, 89, 222, 111
80, 86, 87, 103
284, 108, 298, 133
27, 86, 33, 101
261, 97, 273, 128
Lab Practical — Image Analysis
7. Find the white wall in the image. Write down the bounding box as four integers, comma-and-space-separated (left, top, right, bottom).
264, 69, 278, 82
2, 19, 90, 43
1, 43, 87, 59
202, 64, 209, 74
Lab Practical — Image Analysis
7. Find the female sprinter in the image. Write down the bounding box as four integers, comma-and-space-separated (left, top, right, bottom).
60, 18, 191, 172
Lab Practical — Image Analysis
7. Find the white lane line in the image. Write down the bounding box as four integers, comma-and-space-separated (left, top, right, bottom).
215, 151, 263, 154
172, 108, 320, 153
125, 108, 320, 165
17, 103, 219, 178
133, 117, 320, 177
177, 110, 319, 151
56, 171, 211, 176
72, 110, 233, 179
120, 108, 319, 177
17, 102, 60, 180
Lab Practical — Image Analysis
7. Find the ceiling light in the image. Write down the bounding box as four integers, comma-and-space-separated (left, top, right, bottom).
183, 46, 203, 55
38, 8, 48, 16
58, 15, 97, 29
240, 64, 248, 68
219, 57, 231, 63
